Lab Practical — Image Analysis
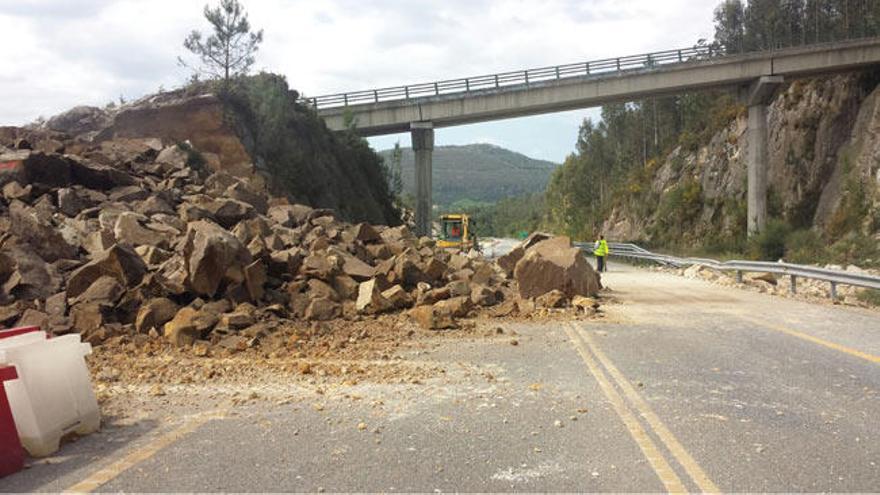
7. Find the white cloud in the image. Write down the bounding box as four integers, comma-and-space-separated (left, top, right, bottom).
0, 0, 720, 159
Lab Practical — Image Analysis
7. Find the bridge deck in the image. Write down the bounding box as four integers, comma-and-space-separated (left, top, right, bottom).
313, 38, 880, 135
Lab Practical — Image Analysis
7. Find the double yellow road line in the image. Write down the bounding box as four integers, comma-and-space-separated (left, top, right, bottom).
564, 323, 720, 494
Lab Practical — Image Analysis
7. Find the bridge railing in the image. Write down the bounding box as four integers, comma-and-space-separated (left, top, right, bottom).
574, 242, 880, 299
306, 44, 723, 109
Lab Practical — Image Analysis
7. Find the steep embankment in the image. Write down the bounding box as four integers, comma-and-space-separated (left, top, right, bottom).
380, 143, 558, 207
40, 74, 400, 226
601, 71, 880, 260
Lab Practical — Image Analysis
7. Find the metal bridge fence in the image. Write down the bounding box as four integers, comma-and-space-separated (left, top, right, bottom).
306, 44, 725, 109
305, 33, 880, 110
574, 242, 880, 300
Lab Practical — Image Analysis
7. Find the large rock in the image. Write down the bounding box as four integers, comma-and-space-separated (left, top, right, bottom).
9, 200, 78, 261
536, 289, 568, 308
470, 285, 498, 307
70, 303, 107, 334
243, 260, 267, 302
135, 298, 179, 333
350, 223, 381, 243
434, 296, 473, 318
267, 204, 314, 228
155, 145, 189, 170
67, 244, 147, 298
209, 198, 255, 228
394, 250, 428, 287
164, 307, 201, 347
114, 211, 170, 247
69, 159, 135, 190
0, 244, 63, 300
356, 279, 390, 314
409, 305, 456, 330
339, 252, 376, 281
513, 236, 600, 299
72, 276, 124, 305
226, 182, 268, 215
381, 285, 413, 309
0, 150, 71, 188
269, 248, 304, 276
304, 298, 342, 321
497, 233, 553, 278
57, 188, 92, 217
182, 220, 250, 297
164, 306, 219, 347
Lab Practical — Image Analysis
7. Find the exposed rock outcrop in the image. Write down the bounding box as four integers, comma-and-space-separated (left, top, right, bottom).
601, 71, 880, 245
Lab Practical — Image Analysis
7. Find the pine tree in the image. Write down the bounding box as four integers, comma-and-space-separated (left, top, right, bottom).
181, 0, 264, 86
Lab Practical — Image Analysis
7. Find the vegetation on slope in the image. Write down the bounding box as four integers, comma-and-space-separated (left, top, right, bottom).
540, 0, 880, 266
379, 143, 558, 208
221, 73, 400, 225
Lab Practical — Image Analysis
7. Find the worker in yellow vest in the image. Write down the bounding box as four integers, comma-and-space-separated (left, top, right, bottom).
593, 235, 609, 272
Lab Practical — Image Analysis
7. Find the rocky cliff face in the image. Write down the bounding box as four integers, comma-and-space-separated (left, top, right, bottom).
603, 71, 880, 248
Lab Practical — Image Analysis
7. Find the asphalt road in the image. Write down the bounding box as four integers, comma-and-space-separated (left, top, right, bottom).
4, 263, 879, 492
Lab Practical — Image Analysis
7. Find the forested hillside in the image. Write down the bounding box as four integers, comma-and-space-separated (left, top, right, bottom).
543, 0, 880, 266
379, 143, 557, 208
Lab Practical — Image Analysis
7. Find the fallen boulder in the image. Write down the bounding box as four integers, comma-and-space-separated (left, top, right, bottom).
409, 305, 457, 330
67, 244, 147, 299
513, 236, 600, 299
183, 220, 250, 297
356, 279, 390, 314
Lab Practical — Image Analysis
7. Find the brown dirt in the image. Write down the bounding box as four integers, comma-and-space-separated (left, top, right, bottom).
88, 306, 606, 420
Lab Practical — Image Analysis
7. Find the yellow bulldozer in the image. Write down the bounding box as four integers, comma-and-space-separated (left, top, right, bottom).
437, 214, 480, 252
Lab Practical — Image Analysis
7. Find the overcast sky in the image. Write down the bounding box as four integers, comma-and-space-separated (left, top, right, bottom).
1, 0, 721, 162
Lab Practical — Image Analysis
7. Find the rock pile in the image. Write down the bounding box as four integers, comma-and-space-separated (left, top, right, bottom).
0, 135, 517, 350
0, 129, 603, 353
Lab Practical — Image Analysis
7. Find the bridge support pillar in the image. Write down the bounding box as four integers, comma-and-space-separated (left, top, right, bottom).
745, 76, 783, 237
411, 122, 434, 238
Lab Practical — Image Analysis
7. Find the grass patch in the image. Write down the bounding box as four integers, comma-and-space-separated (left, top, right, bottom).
856, 289, 880, 307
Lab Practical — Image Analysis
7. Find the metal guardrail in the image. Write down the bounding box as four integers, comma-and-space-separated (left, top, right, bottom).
575, 242, 880, 299
306, 44, 725, 109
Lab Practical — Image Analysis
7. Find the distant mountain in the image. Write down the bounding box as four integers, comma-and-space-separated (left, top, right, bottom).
379, 143, 558, 206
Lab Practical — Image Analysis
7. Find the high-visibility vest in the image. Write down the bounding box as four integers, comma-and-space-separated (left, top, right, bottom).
594, 239, 609, 257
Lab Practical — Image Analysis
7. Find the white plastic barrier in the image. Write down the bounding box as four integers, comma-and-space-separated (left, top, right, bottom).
0, 333, 100, 457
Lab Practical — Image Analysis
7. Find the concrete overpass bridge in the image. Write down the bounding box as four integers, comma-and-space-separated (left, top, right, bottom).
308, 38, 880, 237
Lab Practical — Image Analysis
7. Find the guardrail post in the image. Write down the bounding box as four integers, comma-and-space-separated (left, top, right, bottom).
343, 94, 348, 106
555, 66, 560, 79
434, 82, 439, 95
830, 282, 838, 300
494, 74, 499, 88
585, 62, 590, 75
465, 79, 470, 92
736, 270, 743, 284
616, 58, 621, 71
678, 50, 683, 62
789, 275, 797, 294
373, 90, 378, 103
405, 87, 410, 99
524, 71, 529, 86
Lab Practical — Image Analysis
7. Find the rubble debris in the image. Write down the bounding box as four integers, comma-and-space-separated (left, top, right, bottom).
0, 130, 603, 365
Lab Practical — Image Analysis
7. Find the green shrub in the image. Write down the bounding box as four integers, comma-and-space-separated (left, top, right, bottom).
828, 232, 880, 268
784, 229, 828, 264
748, 219, 791, 260
826, 158, 870, 239
650, 179, 703, 245
856, 289, 880, 307
219, 72, 400, 225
